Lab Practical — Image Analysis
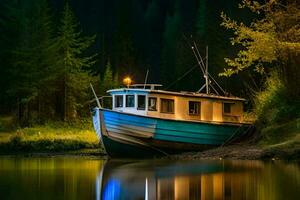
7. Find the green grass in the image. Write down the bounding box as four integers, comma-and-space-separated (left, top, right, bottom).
0, 119, 102, 153
259, 119, 300, 159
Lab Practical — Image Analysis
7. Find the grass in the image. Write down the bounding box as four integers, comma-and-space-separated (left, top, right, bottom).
0, 119, 102, 154
259, 118, 300, 159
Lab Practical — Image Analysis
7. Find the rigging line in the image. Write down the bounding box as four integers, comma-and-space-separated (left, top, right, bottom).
193, 41, 207, 72
191, 47, 205, 75
210, 83, 220, 96
208, 73, 226, 95
182, 34, 194, 51
165, 64, 199, 90
182, 34, 206, 74
197, 84, 206, 93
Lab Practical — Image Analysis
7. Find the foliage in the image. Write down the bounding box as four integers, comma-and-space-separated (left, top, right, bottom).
220, 0, 300, 76
2, 0, 292, 126
56, 2, 97, 121
100, 61, 114, 95
221, 0, 300, 124
0, 1, 98, 125
0, 0, 60, 125
254, 71, 300, 125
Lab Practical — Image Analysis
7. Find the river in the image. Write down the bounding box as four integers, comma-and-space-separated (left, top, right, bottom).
0, 157, 299, 200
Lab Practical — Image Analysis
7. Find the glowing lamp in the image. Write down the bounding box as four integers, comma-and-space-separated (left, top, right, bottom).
123, 77, 132, 87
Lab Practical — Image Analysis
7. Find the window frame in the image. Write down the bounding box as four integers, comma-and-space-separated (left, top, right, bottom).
137, 95, 146, 110
148, 97, 157, 111
188, 101, 201, 116
125, 95, 135, 108
160, 98, 175, 114
223, 102, 234, 114
115, 95, 124, 108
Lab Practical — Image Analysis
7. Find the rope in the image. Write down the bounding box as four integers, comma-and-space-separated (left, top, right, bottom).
164, 64, 198, 90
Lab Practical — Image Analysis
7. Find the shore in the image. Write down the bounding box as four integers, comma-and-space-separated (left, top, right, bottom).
167, 144, 300, 160
0, 120, 104, 155
169, 120, 300, 160
1, 118, 299, 160
1, 142, 299, 160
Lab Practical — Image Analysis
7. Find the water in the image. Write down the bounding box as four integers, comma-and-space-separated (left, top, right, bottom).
0, 157, 299, 200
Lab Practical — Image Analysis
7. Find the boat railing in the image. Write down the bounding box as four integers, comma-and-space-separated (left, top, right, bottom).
130, 84, 163, 90
86, 95, 112, 109
98, 96, 112, 109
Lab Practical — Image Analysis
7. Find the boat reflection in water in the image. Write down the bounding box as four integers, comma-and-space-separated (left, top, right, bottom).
0, 158, 299, 199
97, 160, 300, 200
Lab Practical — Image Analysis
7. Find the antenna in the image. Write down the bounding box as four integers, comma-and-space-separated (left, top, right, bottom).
143, 69, 149, 89
191, 40, 226, 95
192, 43, 210, 94
177, 34, 227, 95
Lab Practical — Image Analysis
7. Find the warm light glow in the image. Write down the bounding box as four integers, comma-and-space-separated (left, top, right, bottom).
123, 76, 132, 87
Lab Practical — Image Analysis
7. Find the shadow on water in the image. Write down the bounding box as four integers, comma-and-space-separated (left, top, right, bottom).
0, 157, 300, 200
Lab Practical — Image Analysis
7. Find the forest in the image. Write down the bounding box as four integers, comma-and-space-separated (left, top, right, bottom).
0, 0, 299, 134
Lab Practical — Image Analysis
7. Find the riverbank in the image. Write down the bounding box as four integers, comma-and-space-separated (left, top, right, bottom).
168, 144, 299, 160
169, 119, 300, 160
1, 117, 299, 160
0, 119, 105, 155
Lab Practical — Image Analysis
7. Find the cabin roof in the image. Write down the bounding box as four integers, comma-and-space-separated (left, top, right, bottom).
107, 88, 246, 101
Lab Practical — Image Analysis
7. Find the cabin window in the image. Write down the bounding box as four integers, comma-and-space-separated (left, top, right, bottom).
148, 97, 157, 111
115, 95, 123, 108
224, 103, 234, 114
137, 95, 146, 110
126, 95, 135, 107
160, 98, 174, 113
189, 101, 201, 115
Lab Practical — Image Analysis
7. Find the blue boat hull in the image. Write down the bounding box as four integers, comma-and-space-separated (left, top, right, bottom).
92, 108, 249, 157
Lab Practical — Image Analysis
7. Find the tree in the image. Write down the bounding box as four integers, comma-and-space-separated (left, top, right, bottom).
221, 0, 300, 123
100, 61, 113, 95
0, 0, 57, 124
56, 2, 96, 120
220, 0, 300, 78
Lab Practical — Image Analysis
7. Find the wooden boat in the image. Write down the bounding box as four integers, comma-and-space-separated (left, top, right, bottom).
91, 46, 253, 158
91, 83, 252, 157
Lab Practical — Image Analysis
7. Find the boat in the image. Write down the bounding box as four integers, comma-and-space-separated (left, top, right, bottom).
91, 46, 253, 158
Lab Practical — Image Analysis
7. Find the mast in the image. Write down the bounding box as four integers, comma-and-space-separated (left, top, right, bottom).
143, 69, 149, 89
205, 46, 209, 94
182, 35, 226, 95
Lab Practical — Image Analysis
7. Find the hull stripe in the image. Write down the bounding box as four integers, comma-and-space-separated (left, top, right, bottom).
99, 109, 247, 148
103, 112, 239, 136
105, 124, 153, 138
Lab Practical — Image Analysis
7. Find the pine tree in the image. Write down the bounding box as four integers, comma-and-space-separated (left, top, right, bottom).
100, 61, 113, 95
56, 2, 96, 121
113, 71, 120, 88
0, 0, 57, 124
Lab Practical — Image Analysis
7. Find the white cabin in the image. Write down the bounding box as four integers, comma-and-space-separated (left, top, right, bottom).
107, 84, 245, 124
